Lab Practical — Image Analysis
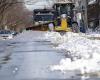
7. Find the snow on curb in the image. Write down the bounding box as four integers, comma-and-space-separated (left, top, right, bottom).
44, 32, 100, 74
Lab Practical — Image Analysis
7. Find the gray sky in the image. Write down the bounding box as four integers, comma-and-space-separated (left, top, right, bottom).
24, 0, 55, 10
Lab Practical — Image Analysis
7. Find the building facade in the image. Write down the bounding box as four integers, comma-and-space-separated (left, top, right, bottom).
87, 0, 100, 30
73, 0, 100, 32
73, 0, 88, 32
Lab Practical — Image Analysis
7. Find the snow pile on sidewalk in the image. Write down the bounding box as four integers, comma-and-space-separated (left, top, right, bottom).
86, 33, 100, 40
44, 32, 63, 44
45, 32, 100, 74
14, 31, 46, 42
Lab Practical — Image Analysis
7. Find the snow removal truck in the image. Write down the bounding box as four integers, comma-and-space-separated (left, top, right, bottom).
33, 0, 79, 32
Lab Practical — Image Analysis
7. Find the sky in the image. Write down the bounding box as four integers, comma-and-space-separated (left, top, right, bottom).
24, 0, 55, 10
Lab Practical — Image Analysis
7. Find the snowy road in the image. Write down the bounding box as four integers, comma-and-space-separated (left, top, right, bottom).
0, 31, 100, 80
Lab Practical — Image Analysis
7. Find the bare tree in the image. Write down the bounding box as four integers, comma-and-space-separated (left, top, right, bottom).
0, 0, 18, 28
6, 3, 33, 31
0, 0, 38, 30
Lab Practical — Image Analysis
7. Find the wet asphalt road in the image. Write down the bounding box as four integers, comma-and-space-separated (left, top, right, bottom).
0, 31, 100, 80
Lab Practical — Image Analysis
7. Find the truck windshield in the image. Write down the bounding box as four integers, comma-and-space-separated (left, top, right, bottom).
60, 4, 72, 15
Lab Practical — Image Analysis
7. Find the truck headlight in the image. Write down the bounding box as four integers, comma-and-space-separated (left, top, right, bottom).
61, 14, 66, 19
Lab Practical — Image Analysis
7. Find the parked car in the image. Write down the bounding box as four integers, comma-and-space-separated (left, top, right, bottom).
11, 31, 18, 36
0, 30, 14, 40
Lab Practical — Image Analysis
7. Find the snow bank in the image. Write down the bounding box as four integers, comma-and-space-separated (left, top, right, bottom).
86, 33, 100, 39
14, 31, 46, 42
44, 32, 64, 44
45, 32, 100, 74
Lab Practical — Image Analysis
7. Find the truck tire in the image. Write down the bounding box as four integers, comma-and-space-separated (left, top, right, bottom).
72, 22, 80, 33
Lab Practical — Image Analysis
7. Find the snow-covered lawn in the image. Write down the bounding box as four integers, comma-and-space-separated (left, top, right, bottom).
44, 31, 100, 75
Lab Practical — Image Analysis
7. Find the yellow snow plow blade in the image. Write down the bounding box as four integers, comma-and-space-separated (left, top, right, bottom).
55, 18, 71, 32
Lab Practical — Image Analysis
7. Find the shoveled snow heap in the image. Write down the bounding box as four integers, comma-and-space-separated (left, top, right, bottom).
45, 32, 100, 74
